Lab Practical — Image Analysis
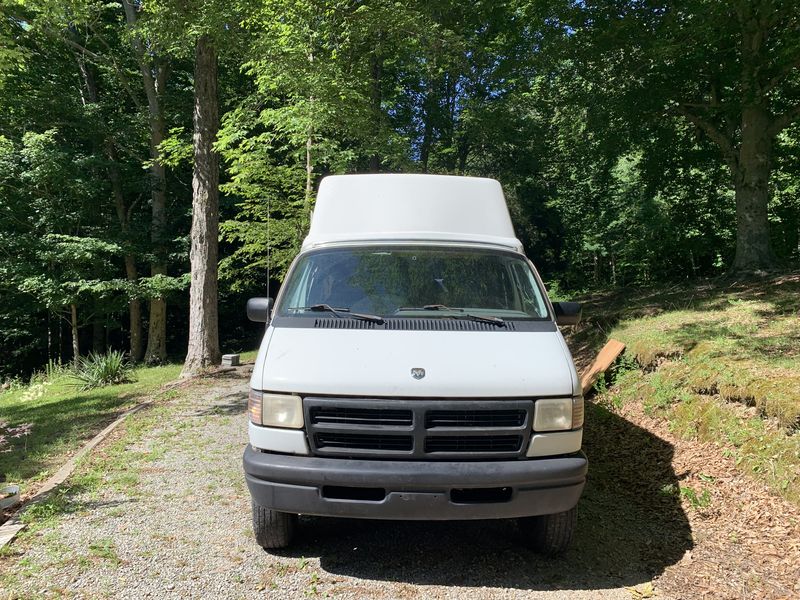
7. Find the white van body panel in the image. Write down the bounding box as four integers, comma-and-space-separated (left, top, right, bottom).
303, 174, 523, 252
251, 327, 575, 398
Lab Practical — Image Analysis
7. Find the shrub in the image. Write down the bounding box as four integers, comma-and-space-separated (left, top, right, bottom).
71, 350, 133, 391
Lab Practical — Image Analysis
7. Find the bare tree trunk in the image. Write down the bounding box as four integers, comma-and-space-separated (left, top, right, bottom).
125, 257, 143, 361
182, 34, 221, 376
303, 47, 315, 231
369, 52, 382, 172
92, 318, 105, 354
70, 304, 80, 367
305, 132, 313, 222
731, 105, 774, 272
107, 145, 144, 362
123, 0, 169, 363
420, 88, 434, 172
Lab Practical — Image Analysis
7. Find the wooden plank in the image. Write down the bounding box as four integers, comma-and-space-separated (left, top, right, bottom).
580, 339, 626, 395
0, 521, 25, 548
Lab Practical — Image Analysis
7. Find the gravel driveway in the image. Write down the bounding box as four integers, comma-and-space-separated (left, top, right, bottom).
1, 370, 677, 599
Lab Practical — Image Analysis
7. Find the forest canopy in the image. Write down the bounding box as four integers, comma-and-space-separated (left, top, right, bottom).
0, 0, 798, 378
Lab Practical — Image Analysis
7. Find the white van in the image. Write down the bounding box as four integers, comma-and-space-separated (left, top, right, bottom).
244, 174, 586, 554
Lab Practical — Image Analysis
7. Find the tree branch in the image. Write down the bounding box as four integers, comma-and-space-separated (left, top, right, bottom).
769, 103, 800, 136
763, 55, 800, 94
59, 35, 144, 112
675, 104, 739, 171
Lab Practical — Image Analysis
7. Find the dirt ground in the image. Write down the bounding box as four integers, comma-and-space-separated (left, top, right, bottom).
1, 361, 798, 599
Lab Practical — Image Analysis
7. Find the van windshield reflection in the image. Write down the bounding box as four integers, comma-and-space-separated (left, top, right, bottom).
278, 246, 550, 320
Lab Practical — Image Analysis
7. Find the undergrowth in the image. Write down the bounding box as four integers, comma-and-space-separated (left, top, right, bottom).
71, 350, 133, 391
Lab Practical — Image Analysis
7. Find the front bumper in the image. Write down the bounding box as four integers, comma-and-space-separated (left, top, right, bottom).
243, 446, 587, 520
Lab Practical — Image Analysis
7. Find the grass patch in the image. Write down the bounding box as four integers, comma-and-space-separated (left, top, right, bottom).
0, 363, 181, 495
577, 273, 800, 429
87, 538, 121, 565
612, 296, 800, 428
238, 349, 259, 363
581, 272, 800, 505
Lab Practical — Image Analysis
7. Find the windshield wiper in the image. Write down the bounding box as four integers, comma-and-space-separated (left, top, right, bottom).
448, 313, 506, 327
396, 304, 463, 312
298, 303, 385, 324
396, 304, 505, 326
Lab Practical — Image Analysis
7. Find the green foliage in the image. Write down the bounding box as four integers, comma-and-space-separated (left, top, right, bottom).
679, 486, 712, 510
71, 350, 134, 391
0, 0, 799, 379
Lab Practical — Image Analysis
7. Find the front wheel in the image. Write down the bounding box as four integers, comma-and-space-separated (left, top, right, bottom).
252, 500, 297, 549
517, 506, 577, 555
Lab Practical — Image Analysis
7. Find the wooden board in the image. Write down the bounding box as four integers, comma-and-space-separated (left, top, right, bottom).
580, 339, 626, 395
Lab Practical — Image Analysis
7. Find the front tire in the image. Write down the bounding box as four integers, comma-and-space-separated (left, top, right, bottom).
252, 501, 297, 549
517, 506, 577, 555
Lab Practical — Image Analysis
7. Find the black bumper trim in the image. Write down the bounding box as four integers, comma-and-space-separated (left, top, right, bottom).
243, 446, 587, 520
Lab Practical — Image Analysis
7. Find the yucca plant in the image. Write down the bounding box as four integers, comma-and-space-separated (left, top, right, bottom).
71, 350, 133, 390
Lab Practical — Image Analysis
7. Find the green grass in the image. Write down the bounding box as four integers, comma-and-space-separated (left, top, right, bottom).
238, 349, 259, 363
612, 295, 800, 428
0, 363, 181, 495
576, 272, 800, 505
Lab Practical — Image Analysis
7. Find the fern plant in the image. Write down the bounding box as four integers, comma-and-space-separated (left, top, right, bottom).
71, 350, 133, 390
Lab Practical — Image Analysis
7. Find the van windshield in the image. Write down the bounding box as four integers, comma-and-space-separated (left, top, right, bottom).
278, 246, 550, 320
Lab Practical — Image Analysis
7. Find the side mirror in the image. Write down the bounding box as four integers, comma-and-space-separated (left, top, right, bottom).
247, 297, 274, 323
553, 301, 582, 326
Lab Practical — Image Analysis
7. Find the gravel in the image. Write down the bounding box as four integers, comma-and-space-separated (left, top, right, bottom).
0, 372, 644, 599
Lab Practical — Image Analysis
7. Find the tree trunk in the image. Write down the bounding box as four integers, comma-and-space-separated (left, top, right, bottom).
70, 304, 80, 367
305, 132, 313, 224
369, 52, 382, 172
125, 256, 143, 362
420, 88, 434, 172
143, 111, 169, 364
92, 318, 105, 354
730, 106, 775, 272
122, 0, 169, 363
182, 34, 221, 377
107, 144, 144, 362
145, 270, 168, 363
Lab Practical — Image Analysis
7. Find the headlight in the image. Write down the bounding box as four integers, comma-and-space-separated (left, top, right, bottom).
533, 398, 574, 431
248, 390, 304, 429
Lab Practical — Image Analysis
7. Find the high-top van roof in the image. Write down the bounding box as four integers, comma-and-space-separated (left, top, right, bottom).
302, 174, 523, 252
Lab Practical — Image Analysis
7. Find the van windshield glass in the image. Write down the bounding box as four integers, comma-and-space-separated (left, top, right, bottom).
278, 247, 549, 320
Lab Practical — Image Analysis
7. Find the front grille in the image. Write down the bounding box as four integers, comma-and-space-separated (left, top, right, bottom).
311, 406, 413, 427
304, 398, 533, 459
425, 435, 522, 453
426, 409, 526, 428
315, 433, 413, 452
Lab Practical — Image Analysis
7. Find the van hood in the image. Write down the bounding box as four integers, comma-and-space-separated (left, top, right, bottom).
253, 327, 578, 398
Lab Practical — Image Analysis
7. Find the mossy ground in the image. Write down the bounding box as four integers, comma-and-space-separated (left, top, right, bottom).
570, 272, 800, 505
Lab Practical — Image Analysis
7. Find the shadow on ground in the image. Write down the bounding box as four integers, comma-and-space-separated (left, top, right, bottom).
273, 402, 692, 591
190, 391, 247, 417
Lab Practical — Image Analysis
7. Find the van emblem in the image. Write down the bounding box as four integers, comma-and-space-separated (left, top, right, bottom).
411, 368, 426, 380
